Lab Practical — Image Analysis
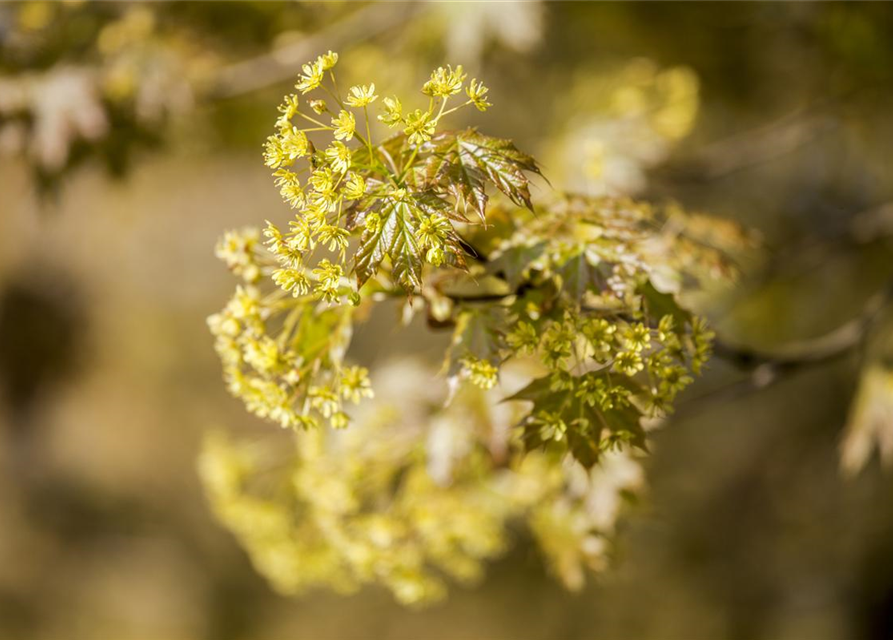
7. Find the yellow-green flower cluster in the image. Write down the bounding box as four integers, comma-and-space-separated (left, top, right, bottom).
417, 214, 451, 266
206, 276, 371, 431
212, 53, 510, 435
376, 64, 491, 144
257, 51, 496, 305
432, 193, 743, 469
199, 361, 643, 606
461, 356, 499, 390
214, 227, 261, 283
516, 309, 702, 415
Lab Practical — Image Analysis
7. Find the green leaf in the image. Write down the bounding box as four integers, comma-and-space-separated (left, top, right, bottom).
445, 307, 507, 378
425, 139, 488, 223
455, 129, 541, 211
515, 385, 602, 467
445, 160, 488, 223
638, 280, 692, 327
487, 241, 547, 289
412, 190, 468, 224
354, 196, 422, 292
428, 129, 542, 221
556, 251, 603, 300
289, 305, 352, 365
567, 403, 603, 467
390, 214, 423, 293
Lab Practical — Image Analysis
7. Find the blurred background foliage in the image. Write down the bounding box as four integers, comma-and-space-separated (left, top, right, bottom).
2, 2, 893, 639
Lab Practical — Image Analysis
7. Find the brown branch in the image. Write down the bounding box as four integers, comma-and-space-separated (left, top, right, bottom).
708, 280, 893, 391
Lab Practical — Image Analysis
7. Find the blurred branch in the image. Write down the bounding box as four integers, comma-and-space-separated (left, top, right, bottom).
660, 104, 838, 183
204, 3, 419, 100
703, 279, 893, 400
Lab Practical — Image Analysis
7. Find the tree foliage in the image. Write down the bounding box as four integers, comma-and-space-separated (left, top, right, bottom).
205, 51, 749, 604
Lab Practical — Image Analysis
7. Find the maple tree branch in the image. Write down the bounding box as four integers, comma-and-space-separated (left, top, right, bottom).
698, 279, 893, 403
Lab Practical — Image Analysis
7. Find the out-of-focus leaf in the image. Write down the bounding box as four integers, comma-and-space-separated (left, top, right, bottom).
638, 280, 692, 326
444, 307, 507, 377
487, 241, 548, 289
841, 363, 893, 476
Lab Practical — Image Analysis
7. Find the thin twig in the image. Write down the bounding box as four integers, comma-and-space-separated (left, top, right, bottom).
204, 3, 418, 100
657, 103, 839, 183
700, 279, 893, 400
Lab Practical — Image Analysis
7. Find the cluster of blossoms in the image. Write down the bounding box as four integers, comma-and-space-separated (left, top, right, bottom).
211, 51, 543, 434
434, 194, 749, 466
259, 51, 500, 305
205, 51, 751, 605
207, 283, 371, 430
199, 361, 644, 605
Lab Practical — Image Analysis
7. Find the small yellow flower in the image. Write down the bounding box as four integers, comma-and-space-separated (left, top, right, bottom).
388, 186, 408, 201
339, 365, 373, 403
462, 356, 499, 390
214, 228, 260, 283
364, 212, 382, 234
242, 335, 284, 376
622, 323, 651, 352
342, 173, 366, 200
282, 127, 309, 160
304, 199, 330, 226
312, 259, 344, 302
422, 64, 466, 98
506, 321, 538, 354
330, 411, 350, 429
613, 350, 644, 376
417, 214, 449, 248
403, 109, 435, 145
309, 189, 337, 213
346, 83, 378, 107
425, 246, 444, 266
316, 50, 339, 71
275, 94, 300, 128
309, 99, 328, 114
227, 285, 261, 320
658, 365, 693, 398
466, 78, 492, 112
296, 60, 324, 93
272, 268, 311, 297
532, 411, 567, 443
317, 224, 350, 252
273, 169, 305, 209
309, 385, 340, 417
288, 218, 314, 253
263, 135, 288, 169
309, 167, 337, 193
583, 318, 617, 360
331, 109, 356, 141
378, 96, 403, 127
265, 128, 309, 168
324, 141, 352, 174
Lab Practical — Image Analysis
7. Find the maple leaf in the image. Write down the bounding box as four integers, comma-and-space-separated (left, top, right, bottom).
638, 280, 692, 327
444, 307, 507, 378
354, 196, 423, 291
486, 241, 547, 289
427, 129, 542, 222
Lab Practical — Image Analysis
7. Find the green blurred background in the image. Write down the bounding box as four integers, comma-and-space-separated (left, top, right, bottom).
2, 2, 893, 639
